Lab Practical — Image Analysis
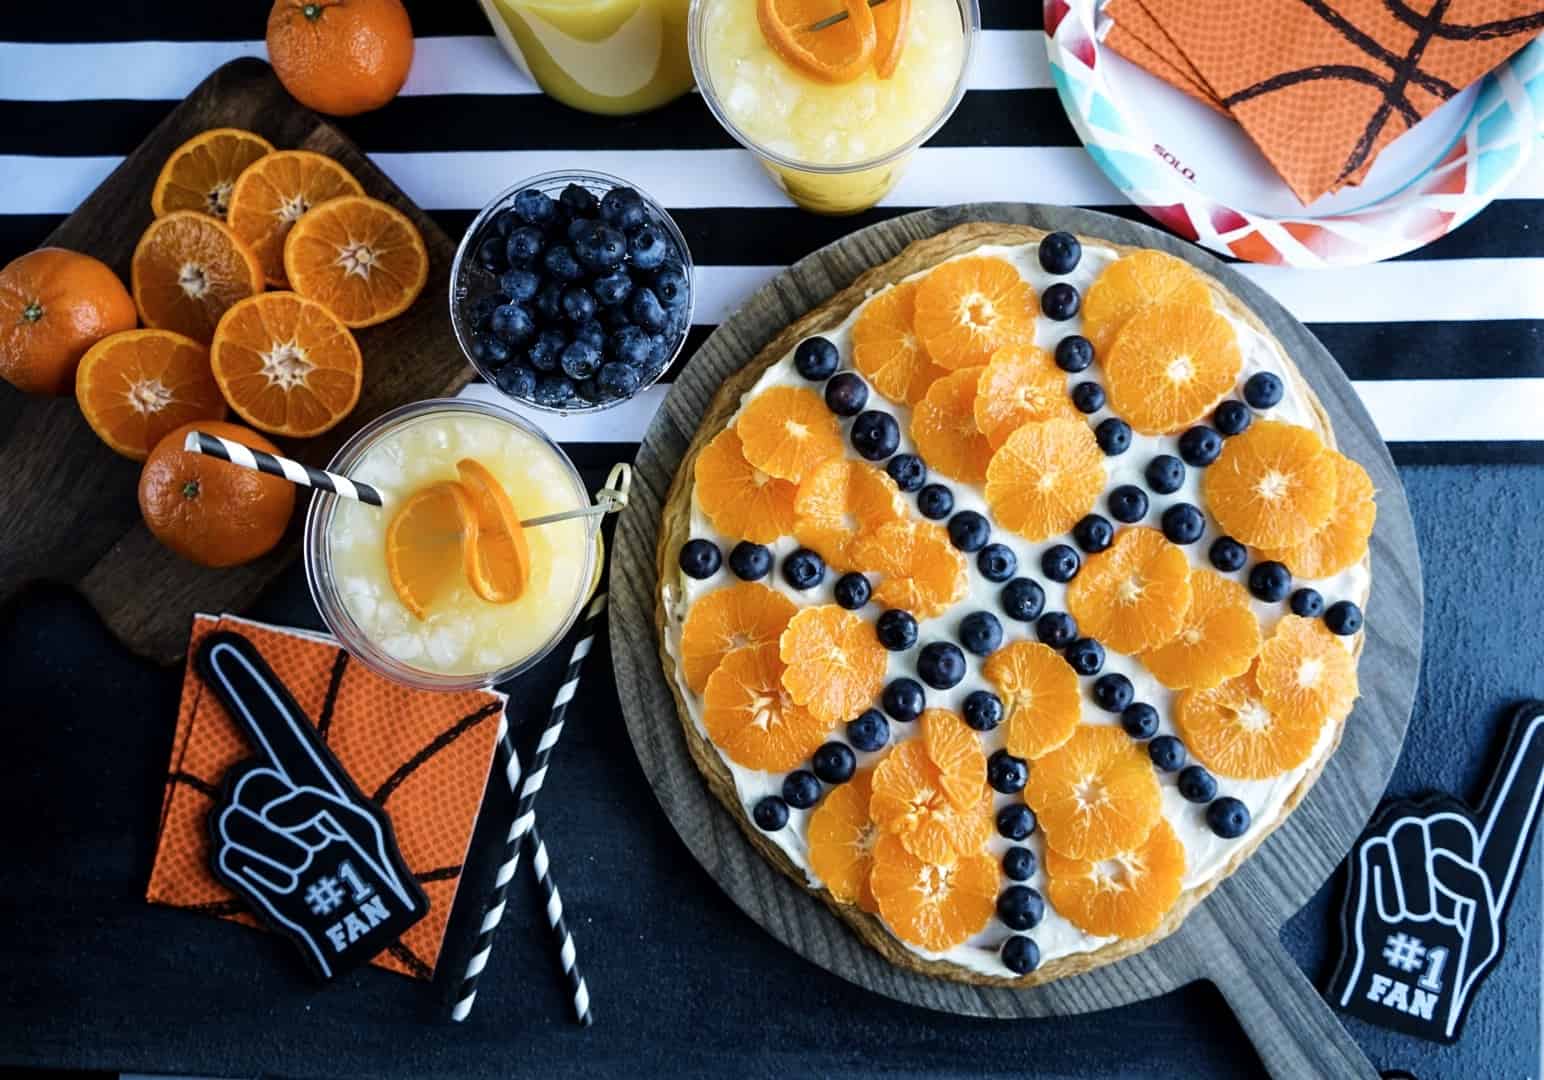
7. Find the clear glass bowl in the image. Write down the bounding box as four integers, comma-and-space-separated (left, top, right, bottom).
449, 169, 696, 414
304, 397, 599, 691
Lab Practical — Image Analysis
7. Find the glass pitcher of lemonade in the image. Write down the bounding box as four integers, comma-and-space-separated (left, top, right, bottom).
479, 0, 695, 115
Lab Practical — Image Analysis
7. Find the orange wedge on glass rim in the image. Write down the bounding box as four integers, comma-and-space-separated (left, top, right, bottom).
758, 0, 876, 84
386, 481, 479, 620
456, 458, 532, 604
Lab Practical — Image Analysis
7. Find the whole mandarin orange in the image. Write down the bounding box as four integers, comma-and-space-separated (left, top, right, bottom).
0, 248, 137, 395
266, 0, 414, 117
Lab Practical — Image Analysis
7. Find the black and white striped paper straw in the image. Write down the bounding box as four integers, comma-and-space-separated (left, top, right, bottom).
183, 430, 384, 507
529, 822, 592, 1026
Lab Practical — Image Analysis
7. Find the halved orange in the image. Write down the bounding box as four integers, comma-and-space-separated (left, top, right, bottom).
283, 194, 428, 327
1140, 569, 1261, 691
694, 427, 800, 544
981, 641, 1082, 760
228, 149, 365, 286
757, 0, 877, 85
679, 581, 799, 693
1066, 526, 1193, 655
386, 481, 478, 620
793, 458, 906, 569
1103, 303, 1242, 435
779, 605, 888, 725
150, 128, 275, 220
851, 280, 946, 405
75, 329, 227, 461
455, 458, 531, 604
736, 385, 844, 484
1045, 818, 1185, 939
704, 643, 831, 772
1082, 250, 1212, 354
984, 418, 1106, 542
870, 738, 992, 863
973, 344, 1076, 448
910, 366, 994, 484
1204, 420, 1338, 549
807, 766, 880, 911
1175, 662, 1319, 779
209, 291, 362, 437
913, 256, 1037, 370
872, 0, 912, 78
131, 210, 264, 344
869, 833, 997, 952
1025, 724, 1161, 861
1258, 451, 1376, 579
847, 519, 967, 619
922, 708, 987, 810
1254, 615, 1359, 730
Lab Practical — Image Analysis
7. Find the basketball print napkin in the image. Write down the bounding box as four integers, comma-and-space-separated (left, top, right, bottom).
147, 614, 505, 980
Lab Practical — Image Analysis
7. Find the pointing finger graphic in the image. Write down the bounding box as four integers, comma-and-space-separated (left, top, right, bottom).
1476, 703, 1544, 911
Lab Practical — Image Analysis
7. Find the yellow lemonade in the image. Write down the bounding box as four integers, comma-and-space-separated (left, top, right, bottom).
317, 405, 593, 682
693, 0, 973, 214
480, 0, 695, 115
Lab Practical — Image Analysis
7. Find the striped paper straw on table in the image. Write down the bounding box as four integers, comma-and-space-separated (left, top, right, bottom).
183, 430, 384, 506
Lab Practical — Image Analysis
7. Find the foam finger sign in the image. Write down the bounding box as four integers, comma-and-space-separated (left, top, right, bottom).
1330, 701, 1544, 1042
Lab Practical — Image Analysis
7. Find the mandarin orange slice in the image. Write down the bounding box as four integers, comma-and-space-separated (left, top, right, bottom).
1045, 818, 1185, 939
808, 766, 880, 911
872, 0, 912, 77
779, 605, 888, 725
851, 280, 946, 405
869, 833, 997, 952
973, 344, 1076, 448
1082, 250, 1212, 355
227, 149, 365, 286
150, 128, 274, 220
736, 385, 844, 484
75, 329, 227, 461
984, 418, 1106, 542
1174, 662, 1320, 779
1103, 302, 1242, 435
1204, 420, 1338, 549
871, 739, 993, 863
283, 194, 428, 327
693, 427, 799, 544
385, 481, 479, 620
704, 643, 832, 772
131, 210, 264, 344
679, 581, 799, 694
913, 256, 1037, 370
982, 641, 1081, 759
1258, 451, 1376, 579
922, 708, 987, 810
455, 458, 532, 604
910, 366, 994, 484
1065, 526, 1192, 655
847, 519, 968, 619
1255, 615, 1359, 730
793, 458, 906, 569
757, 0, 877, 84
1025, 724, 1162, 861
1140, 569, 1262, 691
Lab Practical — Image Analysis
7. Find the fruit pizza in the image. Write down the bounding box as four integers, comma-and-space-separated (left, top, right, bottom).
656, 223, 1374, 984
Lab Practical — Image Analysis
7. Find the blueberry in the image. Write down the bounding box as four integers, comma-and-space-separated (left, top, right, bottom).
567, 217, 595, 245
472, 335, 510, 367
558, 182, 600, 218
782, 547, 825, 590
595, 361, 641, 398
1071, 381, 1106, 414
609, 325, 653, 367
977, 543, 1017, 582
988, 748, 1029, 794
513, 188, 557, 226
959, 611, 1003, 656
1290, 588, 1325, 618
1096, 417, 1132, 455
1053, 334, 1094, 374
653, 265, 690, 309
533, 373, 575, 407
1121, 702, 1160, 740
477, 235, 509, 272
917, 642, 966, 690
1248, 560, 1292, 603
794, 336, 840, 380
592, 269, 633, 307
825, 372, 869, 417
580, 225, 628, 271
648, 331, 676, 371
997, 804, 1037, 841
534, 280, 565, 322
782, 770, 821, 810
1179, 425, 1222, 466
467, 294, 503, 331
678, 538, 721, 579
493, 364, 536, 399
876, 609, 918, 651
1207, 796, 1252, 839
506, 225, 545, 266
1145, 454, 1185, 495
1036, 611, 1078, 648
1002, 935, 1041, 975
628, 225, 668, 271
847, 709, 890, 752
997, 885, 1045, 931
729, 541, 772, 581
1092, 673, 1134, 713
526, 328, 566, 372
1325, 600, 1363, 636
882, 678, 926, 722
1041, 545, 1080, 584
962, 689, 1003, 732
917, 484, 954, 520
947, 510, 990, 552
600, 186, 646, 232
1073, 514, 1114, 554
1002, 578, 1046, 622
850, 410, 900, 460
1002, 847, 1037, 882
1039, 231, 1082, 274
575, 321, 606, 353
886, 452, 926, 492
1178, 765, 1218, 803
490, 208, 520, 237
559, 286, 596, 323
753, 796, 789, 831
629, 287, 668, 333
1148, 734, 1187, 772
1214, 399, 1252, 436
542, 244, 585, 282
498, 268, 541, 303
834, 572, 872, 610
1042, 282, 1080, 321
1065, 637, 1105, 676
1107, 484, 1148, 523
1244, 372, 1284, 409
490, 302, 536, 345
1161, 503, 1206, 545
560, 340, 601, 381
1209, 536, 1248, 573
813, 742, 857, 784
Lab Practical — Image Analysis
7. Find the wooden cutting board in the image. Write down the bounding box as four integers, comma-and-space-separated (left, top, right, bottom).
0, 59, 473, 666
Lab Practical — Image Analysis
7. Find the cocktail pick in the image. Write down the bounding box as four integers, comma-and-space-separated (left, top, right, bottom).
808, 0, 889, 32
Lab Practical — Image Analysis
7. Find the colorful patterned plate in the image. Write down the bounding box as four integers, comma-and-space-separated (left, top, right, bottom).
1044, 0, 1544, 267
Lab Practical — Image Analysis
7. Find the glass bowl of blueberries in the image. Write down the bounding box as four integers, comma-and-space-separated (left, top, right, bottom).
449, 170, 694, 413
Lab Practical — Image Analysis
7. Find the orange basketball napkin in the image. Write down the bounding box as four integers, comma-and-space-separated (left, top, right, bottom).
146, 613, 505, 980
1104, 0, 1544, 204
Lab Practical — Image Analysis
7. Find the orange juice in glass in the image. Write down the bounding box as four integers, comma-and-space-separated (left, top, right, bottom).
691, 0, 977, 214
479, 0, 695, 115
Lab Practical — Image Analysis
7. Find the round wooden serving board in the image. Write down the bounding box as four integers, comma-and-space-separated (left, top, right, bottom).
610, 204, 1422, 1079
